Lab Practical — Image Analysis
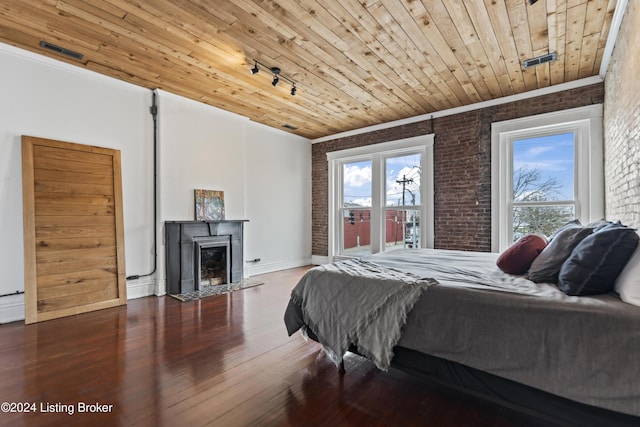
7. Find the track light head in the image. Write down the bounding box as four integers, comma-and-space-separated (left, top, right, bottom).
271, 66, 281, 86
250, 62, 259, 75
291, 85, 297, 96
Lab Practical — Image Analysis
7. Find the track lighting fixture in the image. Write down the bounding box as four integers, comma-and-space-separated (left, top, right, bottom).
250, 59, 297, 96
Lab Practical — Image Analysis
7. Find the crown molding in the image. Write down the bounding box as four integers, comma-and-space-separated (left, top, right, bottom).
312, 76, 604, 144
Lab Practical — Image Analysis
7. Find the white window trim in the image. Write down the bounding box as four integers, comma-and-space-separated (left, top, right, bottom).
491, 104, 604, 252
327, 134, 434, 261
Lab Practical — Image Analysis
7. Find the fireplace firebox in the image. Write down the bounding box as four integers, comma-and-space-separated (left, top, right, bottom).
194, 237, 230, 288
165, 220, 247, 294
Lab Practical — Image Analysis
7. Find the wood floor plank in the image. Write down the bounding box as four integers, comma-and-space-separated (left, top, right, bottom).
0, 266, 555, 426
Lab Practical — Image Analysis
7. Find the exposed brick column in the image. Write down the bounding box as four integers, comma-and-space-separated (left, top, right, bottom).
604, 0, 640, 227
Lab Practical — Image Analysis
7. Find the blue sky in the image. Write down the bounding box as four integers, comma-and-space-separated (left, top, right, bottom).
512, 132, 574, 201
343, 154, 421, 207
341, 136, 573, 208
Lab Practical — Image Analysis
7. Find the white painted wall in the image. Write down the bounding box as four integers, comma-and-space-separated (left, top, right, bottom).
155, 90, 248, 294
156, 90, 249, 222
155, 91, 312, 291
0, 43, 313, 322
244, 122, 311, 275
0, 43, 155, 322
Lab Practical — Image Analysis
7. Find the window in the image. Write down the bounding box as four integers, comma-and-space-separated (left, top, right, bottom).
512, 133, 575, 240
342, 159, 372, 257
491, 105, 604, 252
384, 154, 422, 252
328, 135, 434, 260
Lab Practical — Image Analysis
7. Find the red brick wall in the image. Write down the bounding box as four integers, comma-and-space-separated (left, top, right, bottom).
312, 83, 604, 256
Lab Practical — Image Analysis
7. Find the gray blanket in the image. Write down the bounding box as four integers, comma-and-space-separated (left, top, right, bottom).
289, 258, 437, 370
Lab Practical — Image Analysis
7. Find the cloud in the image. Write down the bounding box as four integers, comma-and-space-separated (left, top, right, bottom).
525, 146, 554, 157
350, 198, 372, 207
514, 158, 573, 172
344, 164, 371, 187
343, 161, 421, 207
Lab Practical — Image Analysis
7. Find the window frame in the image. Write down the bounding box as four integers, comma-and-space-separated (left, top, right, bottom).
327, 135, 434, 261
491, 105, 604, 252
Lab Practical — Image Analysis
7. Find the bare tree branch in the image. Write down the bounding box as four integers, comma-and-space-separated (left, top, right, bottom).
512, 167, 573, 240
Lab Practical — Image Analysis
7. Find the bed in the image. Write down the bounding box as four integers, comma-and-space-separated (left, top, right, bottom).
284, 248, 640, 426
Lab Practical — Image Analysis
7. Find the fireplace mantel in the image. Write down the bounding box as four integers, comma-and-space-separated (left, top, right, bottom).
165, 220, 248, 294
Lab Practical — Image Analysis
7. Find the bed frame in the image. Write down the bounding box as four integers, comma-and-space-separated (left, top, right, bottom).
303, 327, 640, 427
388, 346, 639, 427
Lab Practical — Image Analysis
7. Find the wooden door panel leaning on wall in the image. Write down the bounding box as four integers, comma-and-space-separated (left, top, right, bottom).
22, 136, 127, 324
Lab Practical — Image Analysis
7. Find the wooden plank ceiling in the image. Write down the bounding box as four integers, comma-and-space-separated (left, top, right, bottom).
0, 0, 618, 139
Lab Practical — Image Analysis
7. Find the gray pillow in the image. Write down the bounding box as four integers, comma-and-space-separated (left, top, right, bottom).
528, 224, 593, 283
586, 218, 613, 232
558, 225, 639, 295
548, 219, 582, 241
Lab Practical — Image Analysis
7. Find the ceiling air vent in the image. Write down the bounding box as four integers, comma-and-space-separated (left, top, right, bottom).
283, 124, 298, 130
522, 52, 557, 69
39, 41, 84, 61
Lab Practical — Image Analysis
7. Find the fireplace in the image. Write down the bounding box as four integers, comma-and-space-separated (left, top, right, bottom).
165, 220, 246, 294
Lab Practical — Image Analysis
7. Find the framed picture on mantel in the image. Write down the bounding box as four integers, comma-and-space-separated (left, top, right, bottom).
194, 189, 225, 221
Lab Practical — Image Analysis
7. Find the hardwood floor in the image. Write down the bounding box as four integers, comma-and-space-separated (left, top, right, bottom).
0, 267, 554, 427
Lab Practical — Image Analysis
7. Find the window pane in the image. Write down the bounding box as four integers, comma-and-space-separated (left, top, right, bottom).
343, 209, 371, 256
513, 133, 574, 202
343, 160, 372, 208
385, 209, 420, 251
386, 154, 421, 206
512, 205, 575, 241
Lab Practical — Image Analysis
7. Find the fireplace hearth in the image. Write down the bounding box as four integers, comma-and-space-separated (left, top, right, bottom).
165, 220, 247, 294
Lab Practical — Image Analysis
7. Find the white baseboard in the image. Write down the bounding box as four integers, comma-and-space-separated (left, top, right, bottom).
0, 278, 160, 324
0, 294, 25, 324
245, 256, 311, 276
126, 277, 159, 299
154, 278, 167, 296
310, 255, 331, 265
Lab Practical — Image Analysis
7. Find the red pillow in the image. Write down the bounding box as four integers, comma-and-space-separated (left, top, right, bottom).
497, 234, 548, 275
